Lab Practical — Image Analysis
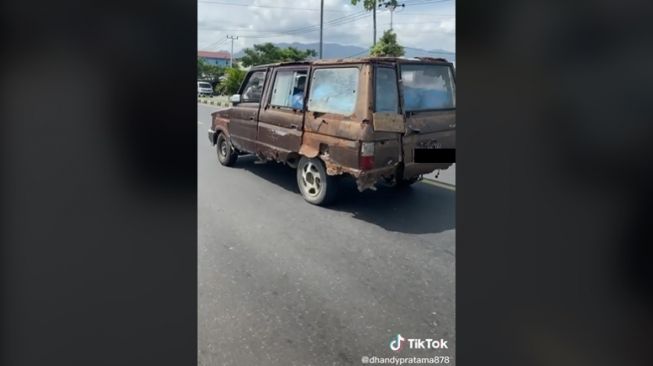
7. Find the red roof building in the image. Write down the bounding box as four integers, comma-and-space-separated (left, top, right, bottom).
198, 50, 231, 66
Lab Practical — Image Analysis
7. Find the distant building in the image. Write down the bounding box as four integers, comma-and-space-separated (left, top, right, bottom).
198, 50, 230, 67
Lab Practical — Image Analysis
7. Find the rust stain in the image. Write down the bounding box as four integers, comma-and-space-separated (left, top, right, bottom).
211, 57, 455, 193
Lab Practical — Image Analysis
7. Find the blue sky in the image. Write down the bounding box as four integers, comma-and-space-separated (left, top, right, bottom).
198, 0, 455, 53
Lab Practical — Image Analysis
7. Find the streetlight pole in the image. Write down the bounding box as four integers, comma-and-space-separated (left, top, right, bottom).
319, 0, 324, 59
226, 35, 238, 67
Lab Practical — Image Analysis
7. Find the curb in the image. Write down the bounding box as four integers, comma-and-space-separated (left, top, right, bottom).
198, 99, 230, 107
421, 178, 455, 191
198, 102, 228, 109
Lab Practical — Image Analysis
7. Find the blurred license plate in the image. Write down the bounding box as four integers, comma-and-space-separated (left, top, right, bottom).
414, 148, 455, 163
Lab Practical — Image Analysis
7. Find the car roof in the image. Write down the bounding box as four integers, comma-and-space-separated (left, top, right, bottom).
248, 56, 452, 70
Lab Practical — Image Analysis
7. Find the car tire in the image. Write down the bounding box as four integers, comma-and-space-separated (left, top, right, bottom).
296, 156, 338, 206
216, 133, 237, 166
395, 176, 419, 189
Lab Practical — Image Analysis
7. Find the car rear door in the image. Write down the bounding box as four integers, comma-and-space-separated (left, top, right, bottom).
303, 65, 366, 169
370, 64, 404, 169
257, 66, 309, 156
398, 61, 456, 176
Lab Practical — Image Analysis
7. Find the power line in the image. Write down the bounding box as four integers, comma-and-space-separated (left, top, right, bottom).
393, 12, 454, 16
223, 12, 370, 40
403, 0, 453, 6
226, 35, 238, 66
345, 49, 370, 58
199, 11, 367, 36
328, 12, 370, 26
197, 1, 347, 13
199, 7, 374, 51
378, 1, 406, 30
393, 20, 454, 24
201, 36, 228, 50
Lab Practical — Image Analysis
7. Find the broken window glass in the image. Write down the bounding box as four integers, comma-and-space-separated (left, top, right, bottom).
307, 67, 359, 115
401, 65, 455, 111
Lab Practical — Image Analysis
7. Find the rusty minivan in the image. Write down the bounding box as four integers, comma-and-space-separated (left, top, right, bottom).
208, 57, 455, 205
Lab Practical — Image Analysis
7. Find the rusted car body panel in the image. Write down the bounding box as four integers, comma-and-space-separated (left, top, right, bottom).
209, 57, 455, 192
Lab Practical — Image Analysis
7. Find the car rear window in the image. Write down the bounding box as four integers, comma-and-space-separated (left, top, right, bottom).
307, 67, 359, 115
401, 64, 455, 111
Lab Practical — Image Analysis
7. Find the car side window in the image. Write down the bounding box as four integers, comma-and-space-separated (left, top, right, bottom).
375, 67, 399, 113
307, 67, 359, 115
270, 69, 308, 110
241, 71, 266, 103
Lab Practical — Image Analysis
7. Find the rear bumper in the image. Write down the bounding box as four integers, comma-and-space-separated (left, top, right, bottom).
352, 162, 452, 191
353, 165, 399, 191
403, 162, 453, 180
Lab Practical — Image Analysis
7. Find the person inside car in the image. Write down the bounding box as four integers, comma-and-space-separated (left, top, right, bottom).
291, 76, 306, 110
243, 75, 264, 101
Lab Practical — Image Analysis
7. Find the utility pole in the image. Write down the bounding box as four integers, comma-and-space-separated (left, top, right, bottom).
226, 35, 238, 67
379, 1, 405, 30
319, 0, 324, 59
372, 1, 377, 45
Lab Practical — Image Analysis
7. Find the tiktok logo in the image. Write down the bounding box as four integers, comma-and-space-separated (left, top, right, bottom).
387, 334, 449, 352
389, 334, 405, 352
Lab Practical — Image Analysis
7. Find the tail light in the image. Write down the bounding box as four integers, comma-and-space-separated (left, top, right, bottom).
360, 142, 375, 170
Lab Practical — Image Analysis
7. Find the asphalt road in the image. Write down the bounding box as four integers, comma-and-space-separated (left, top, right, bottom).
197, 104, 456, 365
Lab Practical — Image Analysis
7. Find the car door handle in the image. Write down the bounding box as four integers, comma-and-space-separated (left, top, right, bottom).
290, 124, 298, 129
408, 126, 421, 133
249, 117, 255, 120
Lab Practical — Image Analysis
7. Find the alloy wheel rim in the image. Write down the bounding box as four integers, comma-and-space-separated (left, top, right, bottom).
300, 161, 322, 197
219, 139, 227, 158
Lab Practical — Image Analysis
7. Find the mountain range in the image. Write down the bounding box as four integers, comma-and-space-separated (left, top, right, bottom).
233, 42, 455, 62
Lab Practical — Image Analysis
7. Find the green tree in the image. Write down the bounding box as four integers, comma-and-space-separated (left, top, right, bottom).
351, 1, 400, 45
370, 29, 405, 57
197, 58, 225, 81
350, 0, 382, 10
218, 67, 246, 95
239, 43, 316, 67
197, 58, 206, 79
351, 0, 401, 9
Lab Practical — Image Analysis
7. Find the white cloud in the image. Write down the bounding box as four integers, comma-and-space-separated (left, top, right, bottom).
197, 0, 455, 52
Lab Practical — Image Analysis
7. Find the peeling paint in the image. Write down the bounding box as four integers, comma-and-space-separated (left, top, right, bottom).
210, 57, 455, 192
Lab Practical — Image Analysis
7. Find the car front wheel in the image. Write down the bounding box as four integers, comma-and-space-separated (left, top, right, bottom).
296, 157, 338, 206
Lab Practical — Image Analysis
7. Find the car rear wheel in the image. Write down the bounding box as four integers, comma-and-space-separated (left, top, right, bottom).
395, 176, 420, 189
216, 133, 237, 166
296, 157, 338, 206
